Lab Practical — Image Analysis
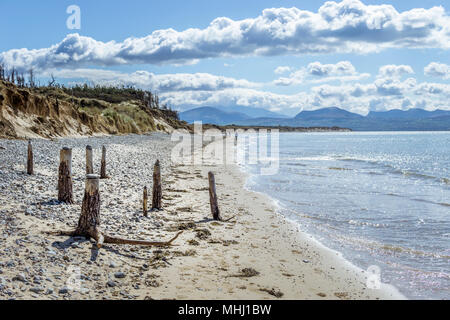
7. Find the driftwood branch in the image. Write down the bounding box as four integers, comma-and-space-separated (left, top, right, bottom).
102, 231, 183, 247
47, 170, 184, 249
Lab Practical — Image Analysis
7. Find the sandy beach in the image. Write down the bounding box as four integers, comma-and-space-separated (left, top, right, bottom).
0, 133, 405, 300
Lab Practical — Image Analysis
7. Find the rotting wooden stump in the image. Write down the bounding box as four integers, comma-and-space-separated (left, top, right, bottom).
86, 145, 93, 174
143, 186, 148, 217
208, 171, 221, 221
100, 146, 108, 179
27, 140, 33, 175
48, 174, 182, 248
75, 174, 103, 246
58, 147, 73, 204
152, 160, 162, 210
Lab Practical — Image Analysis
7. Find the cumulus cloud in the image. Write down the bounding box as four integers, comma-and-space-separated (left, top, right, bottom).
160, 76, 450, 115
424, 62, 450, 79
161, 88, 306, 113
274, 66, 291, 74
378, 64, 414, 78
274, 61, 369, 86
45, 69, 258, 92
1, 0, 450, 70
307, 61, 356, 76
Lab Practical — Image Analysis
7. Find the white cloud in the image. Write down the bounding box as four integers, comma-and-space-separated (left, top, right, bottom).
274, 61, 369, 86
45, 64, 450, 115
165, 77, 449, 115
378, 64, 414, 78
1, 1, 449, 70
45, 69, 258, 92
274, 66, 291, 74
424, 62, 450, 79
307, 61, 356, 76
160, 88, 307, 114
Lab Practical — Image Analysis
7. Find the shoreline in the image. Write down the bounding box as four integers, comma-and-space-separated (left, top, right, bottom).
0, 133, 406, 299
201, 160, 406, 299
243, 173, 407, 299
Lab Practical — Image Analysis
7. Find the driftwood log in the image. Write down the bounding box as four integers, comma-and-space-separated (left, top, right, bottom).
100, 146, 108, 179
208, 171, 221, 221
152, 160, 162, 210
86, 145, 93, 174
58, 147, 74, 204
27, 140, 33, 175
143, 186, 148, 217
49, 174, 181, 248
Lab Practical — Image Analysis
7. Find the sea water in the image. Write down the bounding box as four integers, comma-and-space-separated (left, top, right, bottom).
239, 131, 449, 299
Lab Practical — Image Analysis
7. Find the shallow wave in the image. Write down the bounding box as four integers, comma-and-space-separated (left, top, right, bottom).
379, 244, 450, 260
411, 198, 450, 208
280, 156, 335, 161
328, 167, 353, 171
332, 233, 450, 260
348, 219, 387, 228
337, 156, 449, 185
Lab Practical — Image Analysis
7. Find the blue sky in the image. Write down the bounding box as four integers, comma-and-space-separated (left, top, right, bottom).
0, 0, 449, 116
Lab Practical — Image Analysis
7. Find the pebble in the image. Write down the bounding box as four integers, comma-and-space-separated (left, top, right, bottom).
13, 274, 26, 282
29, 286, 44, 293
0, 135, 173, 299
58, 287, 69, 294
107, 280, 117, 287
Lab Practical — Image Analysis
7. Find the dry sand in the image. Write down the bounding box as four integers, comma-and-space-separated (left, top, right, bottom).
0, 133, 405, 300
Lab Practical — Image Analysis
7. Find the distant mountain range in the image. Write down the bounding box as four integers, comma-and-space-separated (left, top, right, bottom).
179, 106, 287, 125
179, 106, 450, 131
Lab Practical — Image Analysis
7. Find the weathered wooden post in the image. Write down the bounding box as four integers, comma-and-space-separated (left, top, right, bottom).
50, 174, 183, 248
27, 140, 33, 175
143, 186, 148, 216
100, 146, 107, 179
75, 174, 103, 248
86, 145, 93, 174
208, 171, 221, 220
152, 160, 162, 210
58, 147, 74, 203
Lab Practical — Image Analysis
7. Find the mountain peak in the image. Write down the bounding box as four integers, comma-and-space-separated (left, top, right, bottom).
295, 107, 363, 120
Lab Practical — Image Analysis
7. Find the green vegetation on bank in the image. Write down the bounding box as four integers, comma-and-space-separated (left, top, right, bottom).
0, 67, 189, 138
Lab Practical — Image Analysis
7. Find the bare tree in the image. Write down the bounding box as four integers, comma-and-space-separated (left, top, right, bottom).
17, 72, 25, 87
28, 68, 35, 88
0, 64, 5, 81
48, 74, 56, 87
11, 67, 16, 84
